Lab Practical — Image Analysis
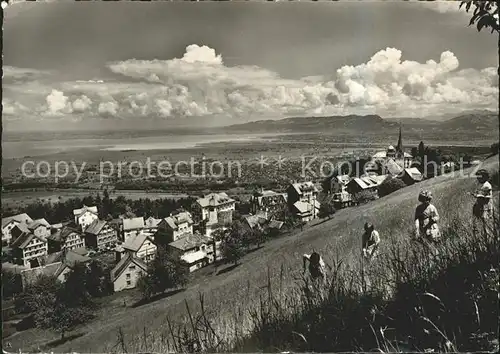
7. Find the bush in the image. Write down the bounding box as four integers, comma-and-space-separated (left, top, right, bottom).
318, 202, 335, 219
353, 190, 378, 204
490, 142, 499, 156
377, 177, 407, 197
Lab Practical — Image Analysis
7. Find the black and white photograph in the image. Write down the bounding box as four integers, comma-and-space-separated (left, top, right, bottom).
2, 0, 499, 352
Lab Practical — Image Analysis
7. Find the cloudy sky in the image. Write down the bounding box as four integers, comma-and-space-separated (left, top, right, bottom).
3, 1, 498, 131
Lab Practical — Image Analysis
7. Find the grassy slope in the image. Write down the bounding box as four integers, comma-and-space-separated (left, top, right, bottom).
49, 157, 498, 352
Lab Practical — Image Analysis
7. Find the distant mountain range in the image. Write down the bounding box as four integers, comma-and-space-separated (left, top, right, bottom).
222, 114, 395, 133
222, 110, 499, 135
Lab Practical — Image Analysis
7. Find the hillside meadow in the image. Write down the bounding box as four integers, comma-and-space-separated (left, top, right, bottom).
26, 156, 497, 353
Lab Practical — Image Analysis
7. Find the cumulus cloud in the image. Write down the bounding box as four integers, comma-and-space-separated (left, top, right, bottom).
2, 98, 29, 117
98, 101, 119, 117
72, 95, 93, 112
3, 45, 498, 120
44, 89, 73, 116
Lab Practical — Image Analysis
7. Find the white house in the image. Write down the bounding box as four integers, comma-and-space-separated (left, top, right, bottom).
11, 219, 51, 243
168, 233, 215, 272
122, 217, 145, 242
117, 232, 157, 264
155, 212, 194, 245
287, 181, 320, 220
73, 205, 99, 231
111, 253, 148, 293
11, 232, 48, 268
144, 216, 161, 235
2, 213, 33, 244
192, 193, 236, 226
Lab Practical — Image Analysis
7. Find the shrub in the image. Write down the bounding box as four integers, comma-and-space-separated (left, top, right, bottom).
318, 202, 335, 219
353, 189, 378, 204
490, 142, 499, 156
377, 177, 407, 197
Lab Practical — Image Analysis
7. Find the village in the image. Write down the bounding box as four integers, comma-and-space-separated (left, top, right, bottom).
2, 126, 470, 298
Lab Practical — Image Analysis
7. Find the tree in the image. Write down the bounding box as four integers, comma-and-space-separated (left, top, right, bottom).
318, 202, 336, 219
17, 268, 95, 340
2, 269, 23, 299
86, 260, 113, 297
139, 248, 190, 299
418, 141, 425, 159
221, 229, 245, 266
210, 227, 228, 265
460, 1, 499, 33
378, 177, 407, 197
411, 147, 419, 158
490, 142, 499, 156
246, 228, 266, 249
137, 273, 154, 300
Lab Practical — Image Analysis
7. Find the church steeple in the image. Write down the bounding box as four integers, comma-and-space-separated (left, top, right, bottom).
396, 122, 403, 156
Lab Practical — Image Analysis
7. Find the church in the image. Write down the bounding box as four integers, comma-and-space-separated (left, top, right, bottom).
372, 124, 413, 170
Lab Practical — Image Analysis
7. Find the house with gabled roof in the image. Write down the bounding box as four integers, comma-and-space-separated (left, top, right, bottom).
144, 216, 161, 235
85, 219, 118, 250
14, 219, 51, 241
110, 253, 148, 292
167, 233, 214, 272
287, 181, 320, 221
250, 189, 288, 218
122, 217, 145, 242
2, 213, 33, 245
347, 174, 389, 201
47, 225, 86, 254
400, 167, 424, 186
73, 205, 99, 231
191, 193, 236, 226
116, 232, 157, 263
243, 213, 268, 232
11, 231, 48, 268
155, 212, 194, 245
20, 249, 92, 289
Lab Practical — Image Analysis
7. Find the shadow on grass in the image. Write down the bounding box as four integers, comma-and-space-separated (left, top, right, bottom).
246, 245, 264, 254
131, 288, 185, 308
40, 332, 86, 350
311, 218, 332, 227
216, 263, 241, 276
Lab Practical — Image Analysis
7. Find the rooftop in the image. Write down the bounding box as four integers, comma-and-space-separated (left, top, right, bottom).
27, 218, 50, 230
122, 217, 145, 231
111, 253, 148, 282
196, 192, 235, 208
11, 232, 45, 249
168, 233, 212, 252
163, 212, 193, 230
2, 213, 33, 228
85, 219, 108, 235
291, 181, 318, 195
122, 232, 154, 252
349, 175, 388, 189
73, 205, 98, 217
48, 226, 82, 243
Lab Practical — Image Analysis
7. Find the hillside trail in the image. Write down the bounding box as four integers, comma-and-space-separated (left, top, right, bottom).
52, 156, 499, 353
